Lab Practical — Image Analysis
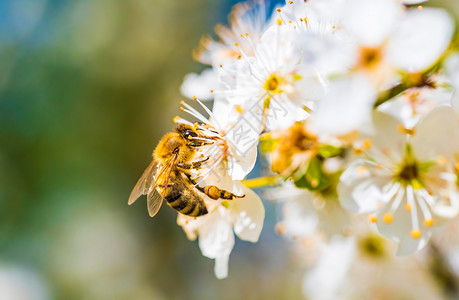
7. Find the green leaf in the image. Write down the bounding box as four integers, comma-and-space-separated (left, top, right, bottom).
294, 156, 330, 191
318, 145, 342, 158
259, 138, 279, 154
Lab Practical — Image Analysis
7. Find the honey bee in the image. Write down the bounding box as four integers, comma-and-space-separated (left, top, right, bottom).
128, 123, 244, 217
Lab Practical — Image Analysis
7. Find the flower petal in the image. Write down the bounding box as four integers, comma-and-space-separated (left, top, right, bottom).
411, 106, 459, 161
230, 187, 265, 243
312, 75, 375, 136
214, 252, 230, 280
342, 0, 402, 47
338, 159, 392, 213
367, 110, 406, 162
302, 236, 356, 299
198, 207, 235, 260
387, 8, 454, 72
227, 145, 257, 180
180, 69, 218, 101
376, 192, 430, 255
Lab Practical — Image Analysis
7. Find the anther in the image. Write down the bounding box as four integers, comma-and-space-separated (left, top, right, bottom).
356, 165, 367, 175
410, 229, 421, 239
397, 124, 415, 135
436, 156, 447, 166
405, 203, 412, 211
277, 18, 282, 26
369, 214, 377, 223
234, 42, 239, 47
276, 8, 281, 12
424, 218, 434, 227
383, 213, 393, 224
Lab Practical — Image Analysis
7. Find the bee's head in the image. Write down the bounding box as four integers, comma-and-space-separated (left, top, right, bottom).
175, 123, 199, 141
153, 130, 195, 162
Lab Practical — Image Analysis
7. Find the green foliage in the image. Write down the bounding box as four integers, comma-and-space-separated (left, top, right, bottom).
293, 156, 330, 191
317, 145, 343, 158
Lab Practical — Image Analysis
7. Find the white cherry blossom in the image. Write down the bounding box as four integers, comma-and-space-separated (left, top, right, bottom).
338, 107, 459, 254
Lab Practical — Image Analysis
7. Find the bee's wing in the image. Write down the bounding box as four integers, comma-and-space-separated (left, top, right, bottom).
147, 188, 164, 217
128, 160, 158, 205
147, 153, 178, 217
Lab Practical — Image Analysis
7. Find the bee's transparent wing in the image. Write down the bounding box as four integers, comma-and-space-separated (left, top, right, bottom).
147, 188, 164, 217
128, 160, 158, 205
147, 153, 178, 217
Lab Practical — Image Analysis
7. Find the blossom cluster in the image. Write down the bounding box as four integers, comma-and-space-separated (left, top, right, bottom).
152, 0, 459, 290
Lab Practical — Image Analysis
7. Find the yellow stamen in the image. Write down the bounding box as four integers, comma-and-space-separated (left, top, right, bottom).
418, 5, 423, 10
235, 105, 244, 114
356, 165, 367, 175
173, 116, 180, 123
275, 222, 287, 235
405, 203, 412, 211
276, 8, 281, 12
277, 18, 282, 25
410, 229, 421, 239
289, 1, 293, 3
242, 176, 282, 188
369, 214, 377, 223
424, 219, 434, 227
210, 90, 214, 93
437, 156, 447, 166
397, 124, 415, 135
362, 139, 372, 149
383, 213, 393, 224
234, 42, 239, 47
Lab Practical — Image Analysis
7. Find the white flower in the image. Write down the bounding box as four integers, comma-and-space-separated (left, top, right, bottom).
445, 54, 459, 116
216, 24, 316, 131
177, 187, 264, 279
0, 266, 49, 300
401, 0, 428, 4
177, 98, 258, 181
378, 75, 454, 128
302, 236, 356, 300
180, 68, 219, 101
338, 107, 459, 254
311, 74, 375, 136
265, 183, 351, 239
312, 2, 454, 135
193, 1, 274, 66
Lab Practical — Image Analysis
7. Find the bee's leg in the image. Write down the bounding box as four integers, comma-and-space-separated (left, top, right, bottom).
188, 141, 213, 147
184, 174, 244, 200
178, 156, 210, 170
196, 185, 245, 200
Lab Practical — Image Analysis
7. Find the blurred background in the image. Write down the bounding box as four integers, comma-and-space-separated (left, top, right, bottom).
0, 0, 458, 299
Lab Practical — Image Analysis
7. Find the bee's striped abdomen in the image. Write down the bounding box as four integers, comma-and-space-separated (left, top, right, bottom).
165, 192, 207, 217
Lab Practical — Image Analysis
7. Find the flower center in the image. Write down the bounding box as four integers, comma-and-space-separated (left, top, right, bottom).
264, 74, 281, 93
358, 233, 387, 258
394, 144, 425, 188
358, 47, 383, 69
398, 163, 419, 182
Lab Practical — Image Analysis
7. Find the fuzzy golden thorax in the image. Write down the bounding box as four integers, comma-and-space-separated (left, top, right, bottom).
153, 132, 196, 164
